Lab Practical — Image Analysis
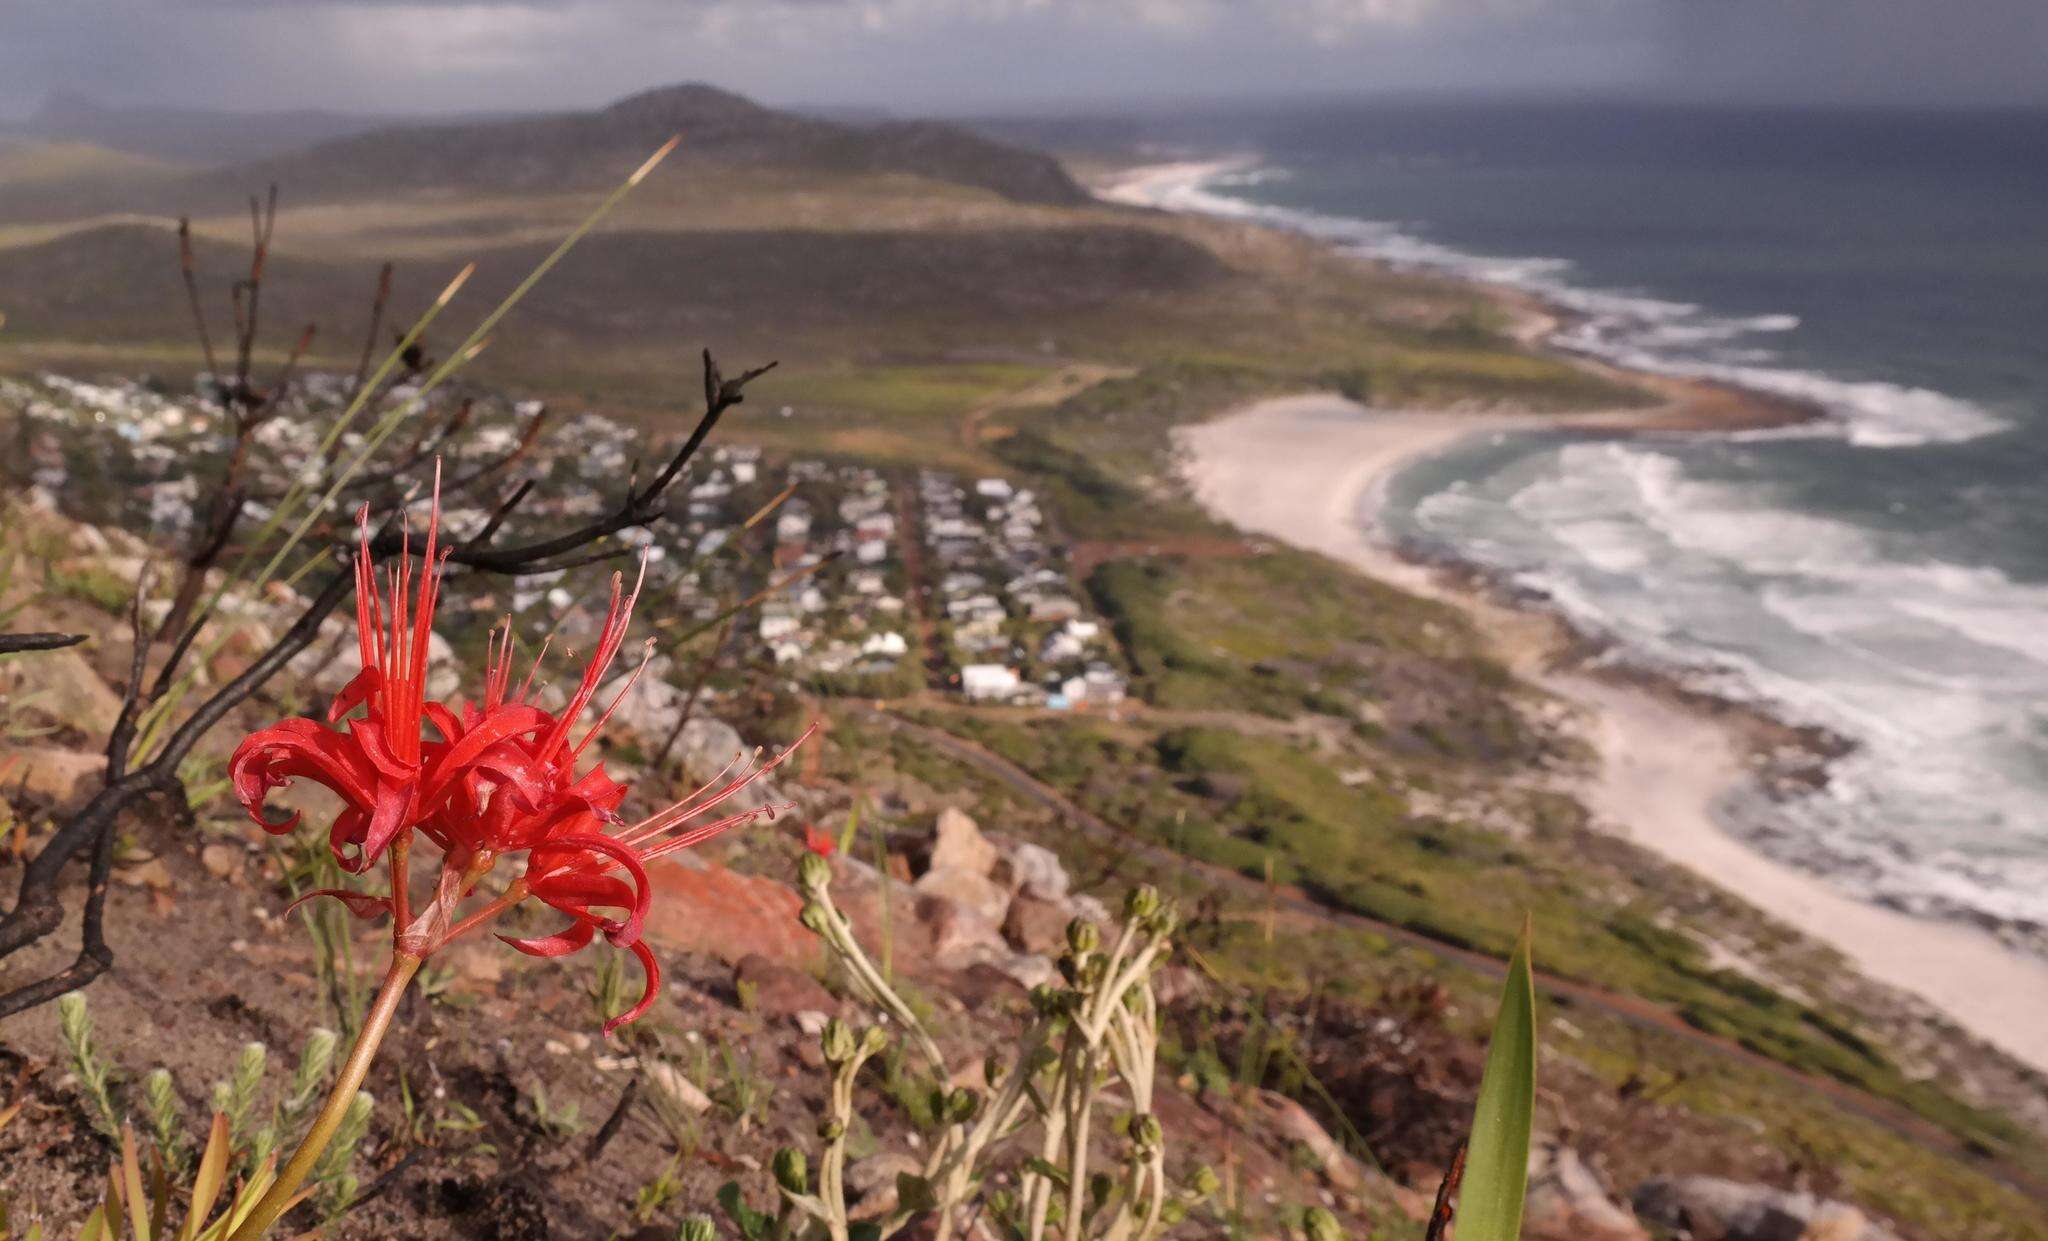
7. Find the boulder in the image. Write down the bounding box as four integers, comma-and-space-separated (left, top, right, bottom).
1002, 893, 1072, 956
1523, 1142, 1646, 1241
913, 890, 1007, 971
0, 745, 106, 807
1632, 1177, 1900, 1241
640, 858, 817, 968
914, 866, 1010, 926
6, 648, 122, 737
929, 807, 998, 877
997, 841, 1070, 901
734, 952, 837, 1018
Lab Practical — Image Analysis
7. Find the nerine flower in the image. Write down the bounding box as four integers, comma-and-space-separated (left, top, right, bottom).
231, 488, 448, 873
232, 489, 812, 1033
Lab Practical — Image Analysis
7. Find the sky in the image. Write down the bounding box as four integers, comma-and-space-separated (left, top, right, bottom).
1, 0, 2043, 120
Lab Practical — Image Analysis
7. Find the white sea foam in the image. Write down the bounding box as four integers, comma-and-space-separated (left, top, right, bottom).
1107, 161, 2006, 449
1407, 440, 2048, 934
1125, 158, 2048, 940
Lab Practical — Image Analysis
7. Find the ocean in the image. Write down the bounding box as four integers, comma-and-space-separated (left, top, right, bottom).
1110, 100, 2048, 946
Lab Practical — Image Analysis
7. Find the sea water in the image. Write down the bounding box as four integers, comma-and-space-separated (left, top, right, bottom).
1110, 100, 2048, 945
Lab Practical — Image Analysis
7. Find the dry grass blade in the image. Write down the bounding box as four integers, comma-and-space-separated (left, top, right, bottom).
178, 1113, 233, 1241
119, 1124, 150, 1241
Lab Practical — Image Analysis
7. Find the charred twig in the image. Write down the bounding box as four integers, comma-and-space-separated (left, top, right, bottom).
0, 632, 87, 655
1424, 1137, 1468, 1241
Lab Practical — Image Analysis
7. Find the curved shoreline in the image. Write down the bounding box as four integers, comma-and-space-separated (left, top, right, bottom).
1178, 393, 2048, 1077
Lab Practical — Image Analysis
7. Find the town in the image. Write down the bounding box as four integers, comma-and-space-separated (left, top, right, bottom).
3, 370, 1130, 714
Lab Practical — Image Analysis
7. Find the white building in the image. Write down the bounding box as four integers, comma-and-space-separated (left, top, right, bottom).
961, 664, 1021, 701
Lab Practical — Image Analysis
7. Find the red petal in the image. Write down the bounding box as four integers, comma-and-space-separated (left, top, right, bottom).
529, 833, 650, 946
499, 918, 596, 958
603, 938, 662, 1037
230, 718, 377, 833
345, 786, 414, 874
328, 666, 382, 723
423, 703, 552, 802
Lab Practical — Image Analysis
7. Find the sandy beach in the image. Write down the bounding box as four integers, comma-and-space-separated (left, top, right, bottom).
1180, 392, 2048, 1076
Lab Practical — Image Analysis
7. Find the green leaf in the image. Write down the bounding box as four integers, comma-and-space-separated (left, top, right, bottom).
1457, 917, 1537, 1241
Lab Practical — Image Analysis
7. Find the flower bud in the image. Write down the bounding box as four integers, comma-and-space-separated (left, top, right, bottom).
799, 901, 831, 935
1189, 1164, 1221, 1198
679, 1217, 717, 1241
818, 1116, 846, 1141
1161, 1200, 1189, 1226
1066, 918, 1099, 955
1303, 1206, 1345, 1241
860, 1026, 890, 1057
946, 1087, 980, 1124
984, 1054, 1004, 1088
773, 1146, 809, 1195
822, 1018, 855, 1064
798, 850, 832, 895
1123, 884, 1160, 923
1130, 1112, 1162, 1151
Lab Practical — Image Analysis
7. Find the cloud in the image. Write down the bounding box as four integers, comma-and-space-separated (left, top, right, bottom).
0, 0, 2037, 122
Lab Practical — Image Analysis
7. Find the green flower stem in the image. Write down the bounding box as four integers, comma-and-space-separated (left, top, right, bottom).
226, 953, 421, 1240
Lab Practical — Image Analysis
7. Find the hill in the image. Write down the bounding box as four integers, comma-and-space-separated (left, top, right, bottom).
11, 90, 396, 164
229, 83, 1089, 207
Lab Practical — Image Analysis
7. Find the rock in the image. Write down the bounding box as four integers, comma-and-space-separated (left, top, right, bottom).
641, 859, 817, 969
117, 859, 174, 889
993, 952, 1060, 991
734, 952, 836, 1018
794, 1010, 831, 1037
1524, 1142, 1646, 1241
913, 890, 1007, 970
641, 1058, 712, 1115
997, 841, 1069, 901
448, 944, 506, 987
929, 807, 997, 877
200, 844, 244, 880
0, 746, 106, 807
1632, 1177, 1900, 1241
914, 866, 1010, 926
1069, 893, 1112, 927
6, 648, 122, 737
1002, 893, 1072, 955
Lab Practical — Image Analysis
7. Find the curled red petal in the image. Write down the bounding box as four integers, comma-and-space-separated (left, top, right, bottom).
529, 832, 650, 946
347, 717, 414, 784
423, 703, 553, 802
499, 918, 597, 958
284, 887, 392, 921
344, 785, 414, 874
328, 666, 382, 723
528, 871, 636, 918
229, 718, 376, 834
602, 937, 662, 1037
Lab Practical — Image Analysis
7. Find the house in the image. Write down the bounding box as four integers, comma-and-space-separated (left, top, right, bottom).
975, 478, 1014, 500
862, 631, 909, 658
961, 664, 1020, 701
760, 613, 801, 642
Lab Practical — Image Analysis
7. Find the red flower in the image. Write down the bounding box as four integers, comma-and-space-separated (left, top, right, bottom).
232, 484, 816, 1036
231, 483, 447, 873
803, 823, 837, 857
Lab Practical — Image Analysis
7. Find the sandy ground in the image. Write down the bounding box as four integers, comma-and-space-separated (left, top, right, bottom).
1179, 392, 2048, 1076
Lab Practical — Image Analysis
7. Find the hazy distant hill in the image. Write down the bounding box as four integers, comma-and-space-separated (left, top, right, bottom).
230, 84, 1089, 207
12, 91, 397, 165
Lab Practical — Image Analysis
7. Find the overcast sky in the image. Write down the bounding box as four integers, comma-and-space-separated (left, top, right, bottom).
2, 0, 2043, 120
